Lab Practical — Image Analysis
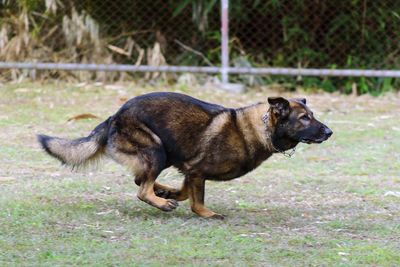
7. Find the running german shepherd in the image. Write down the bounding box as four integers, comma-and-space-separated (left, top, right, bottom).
38, 92, 332, 219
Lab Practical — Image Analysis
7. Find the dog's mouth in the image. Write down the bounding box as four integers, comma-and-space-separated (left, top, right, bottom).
300, 137, 326, 144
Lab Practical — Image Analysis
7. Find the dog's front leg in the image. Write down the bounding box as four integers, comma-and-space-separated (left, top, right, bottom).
188, 177, 224, 219
136, 172, 179, 212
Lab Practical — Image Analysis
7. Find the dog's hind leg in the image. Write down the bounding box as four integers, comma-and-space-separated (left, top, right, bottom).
107, 131, 178, 212
154, 177, 190, 201
131, 148, 179, 212
124, 152, 179, 212
187, 177, 224, 219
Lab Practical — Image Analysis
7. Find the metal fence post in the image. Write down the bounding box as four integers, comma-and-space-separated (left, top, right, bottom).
221, 0, 229, 84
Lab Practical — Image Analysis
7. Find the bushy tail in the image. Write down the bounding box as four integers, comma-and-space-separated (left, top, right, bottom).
37, 117, 111, 168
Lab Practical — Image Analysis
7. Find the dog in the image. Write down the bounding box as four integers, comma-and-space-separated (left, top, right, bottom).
38, 92, 332, 219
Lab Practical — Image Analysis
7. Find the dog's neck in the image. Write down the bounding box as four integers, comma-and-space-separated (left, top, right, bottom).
265, 112, 299, 153
236, 103, 298, 154
271, 133, 299, 153
235, 103, 274, 153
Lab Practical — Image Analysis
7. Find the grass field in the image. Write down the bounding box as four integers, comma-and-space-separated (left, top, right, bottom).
1, 82, 399, 266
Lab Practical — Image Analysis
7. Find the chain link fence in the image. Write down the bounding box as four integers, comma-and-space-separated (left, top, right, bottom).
230, 1, 400, 69
1, 0, 400, 91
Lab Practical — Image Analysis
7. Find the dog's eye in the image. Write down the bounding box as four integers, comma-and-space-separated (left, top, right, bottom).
300, 115, 310, 122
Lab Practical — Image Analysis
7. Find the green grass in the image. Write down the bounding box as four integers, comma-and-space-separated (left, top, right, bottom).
1, 82, 400, 266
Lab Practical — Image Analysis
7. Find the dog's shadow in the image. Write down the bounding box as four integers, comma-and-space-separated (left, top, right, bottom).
117, 203, 191, 220
106, 200, 304, 226
62, 194, 306, 224
95, 198, 200, 221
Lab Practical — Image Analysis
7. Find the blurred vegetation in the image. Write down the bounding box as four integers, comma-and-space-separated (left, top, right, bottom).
0, 0, 399, 94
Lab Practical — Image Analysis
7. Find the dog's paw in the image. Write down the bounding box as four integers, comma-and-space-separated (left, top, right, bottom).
197, 211, 225, 220
155, 188, 171, 199
159, 199, 179, 212
209, 213, 225, 220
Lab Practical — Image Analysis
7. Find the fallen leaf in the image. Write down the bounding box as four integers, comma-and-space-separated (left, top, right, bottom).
67, 113, 100, 122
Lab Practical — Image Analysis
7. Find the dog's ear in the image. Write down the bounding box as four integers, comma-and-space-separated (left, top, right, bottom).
290, 98, 306, 105
268, 97, 290, 118
298, 98, 306, 105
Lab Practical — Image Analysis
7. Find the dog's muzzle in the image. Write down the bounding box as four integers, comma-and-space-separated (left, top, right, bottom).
300, 126, 333, 144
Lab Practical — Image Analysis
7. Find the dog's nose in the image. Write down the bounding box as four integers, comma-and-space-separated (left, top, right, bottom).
324, 127, 333, 137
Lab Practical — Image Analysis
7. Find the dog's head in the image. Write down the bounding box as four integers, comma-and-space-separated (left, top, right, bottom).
267, 97, 332, 151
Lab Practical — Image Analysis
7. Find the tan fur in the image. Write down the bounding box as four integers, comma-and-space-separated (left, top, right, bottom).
105, 143, 146, 177
204, 112, 230, 138
236, 103, 271, 152
46, 137, 103, 167
183, 112, 230, 169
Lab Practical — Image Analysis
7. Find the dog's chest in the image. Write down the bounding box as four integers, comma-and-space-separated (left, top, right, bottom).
182, 147, 272, 181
